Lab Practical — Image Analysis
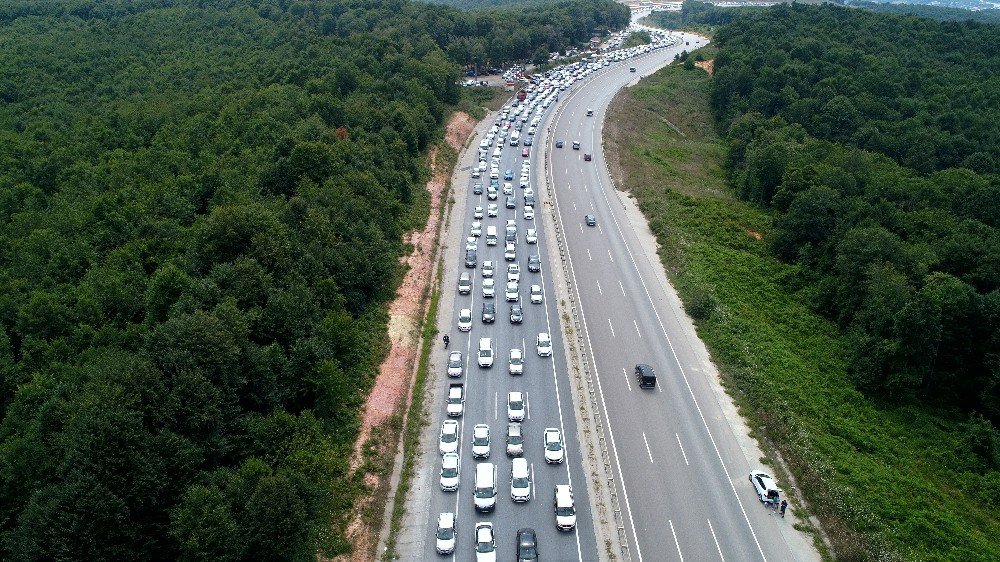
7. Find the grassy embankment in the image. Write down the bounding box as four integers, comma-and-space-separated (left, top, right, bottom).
604, 47, 1000, 561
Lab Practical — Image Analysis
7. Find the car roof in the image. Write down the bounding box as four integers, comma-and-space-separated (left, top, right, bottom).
438, 512, 454, 526
509, 391, 522, 400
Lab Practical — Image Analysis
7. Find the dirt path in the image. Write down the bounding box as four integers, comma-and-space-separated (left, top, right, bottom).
334, 111, 477, 562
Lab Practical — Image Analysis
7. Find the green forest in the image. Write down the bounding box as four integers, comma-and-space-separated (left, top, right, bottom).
0, 0, 627, 559
702, 4, 1000, 556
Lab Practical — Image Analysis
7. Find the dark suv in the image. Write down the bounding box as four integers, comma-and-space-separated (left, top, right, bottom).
527, 255, 541, 273
510, 303, 523, 324
516, 528, 539, 561
482, 302, 496, 323
635, 364, 656, 389
465, 249, 477, 268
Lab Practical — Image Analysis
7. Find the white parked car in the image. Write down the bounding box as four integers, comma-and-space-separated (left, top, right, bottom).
458, 308, 472, 332
504, 243, 516, 262
536, 332, 552, 356
471, 221, 482, 237
474, 206, 484, 219
509, 348, 524, 375
750, 470, 781, 503
472, 424, 491, 459
474, 522, 496, 562
487, 203, 499, 217
526, 228, 537, 244
507, 391, 525, 422
482, 260, 494, 278
466, 236, 478, 251
436, 512, 457, 554
439, 419, 460, 455
440, 452, 460, 491
543, 427, 564, 464
530, 284, 543, 304
510, 457, 531, 502
503, 182, 514, 195
507, 263, 521, 283
447, 351, 463, 377
482, 278, 495, 298
523, 207, 534, 220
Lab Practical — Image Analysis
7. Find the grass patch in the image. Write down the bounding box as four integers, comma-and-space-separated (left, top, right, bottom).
457, 86, 509, 120
604, 60, 1000, 561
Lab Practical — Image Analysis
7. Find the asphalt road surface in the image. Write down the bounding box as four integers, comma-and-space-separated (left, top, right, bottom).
547, 37, 812, 562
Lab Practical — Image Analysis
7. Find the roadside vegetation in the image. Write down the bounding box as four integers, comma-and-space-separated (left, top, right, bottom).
605, 6, 1000, 558
0, 0, 629, 559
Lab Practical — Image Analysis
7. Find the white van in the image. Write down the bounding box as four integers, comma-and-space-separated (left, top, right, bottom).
486, 226, 498, 246
478, 337, 494, 368
474, 462, 498, 512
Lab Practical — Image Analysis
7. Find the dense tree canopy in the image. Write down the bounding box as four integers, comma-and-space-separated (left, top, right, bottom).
711, 4, 1000, 421
0, 0, 628, 559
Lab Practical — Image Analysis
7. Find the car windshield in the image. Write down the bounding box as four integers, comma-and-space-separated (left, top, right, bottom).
546, 439, 561, 451
519, 544, 537, 557
449, 358, 461, 368
556, 505, 575, 516
476, 539, 494, 553
436, 526, 454, 540
511, 356, 522, 365
475, 487, 493, 499
513, 476, 529, 488
510, 400, 523, 409
480, 349, 490, 357
442, 466, 457, 477
509, 434, 522, 445
474, 435, 488, 446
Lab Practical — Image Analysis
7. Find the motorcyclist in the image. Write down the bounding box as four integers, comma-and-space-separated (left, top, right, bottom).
443, 334, 450, 348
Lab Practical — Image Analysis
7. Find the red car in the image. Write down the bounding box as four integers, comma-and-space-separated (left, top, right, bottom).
522, 148, 530, 157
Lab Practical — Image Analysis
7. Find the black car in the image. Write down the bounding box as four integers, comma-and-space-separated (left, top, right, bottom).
482, 302, 496, 323
506, 195, 517, 209
555, 139, 564, 148
585, 214, 596, 226
527, 255, 541, 273
466, 248, 478, 267
515, 528, 539, 561
523, 137, 532, 146
510, 303, 523, 324
584, 153, 592, 161
524, 195, 535, 207
473, 182, 483, 194
635, 364, 656, 388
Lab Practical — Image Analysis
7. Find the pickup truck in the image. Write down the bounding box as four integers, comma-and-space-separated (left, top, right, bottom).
446, 383, 465, 417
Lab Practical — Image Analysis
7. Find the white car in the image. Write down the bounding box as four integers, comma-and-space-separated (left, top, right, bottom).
482, 260, 494, 278
475, 522, 496, 562
440, 419, 460, 455
536, 332, 552, 356
458, 308, 473, 332
523, 187, 534, 199
530, 284, 543, 304
436, 512, 457, 554
503, 182, 514, 195
510, 457, 531, 502
506, 422, 524, 456
750, 470, 781, 503
466, 236, 478, 251
440, 452, 460, 491
504, 243, 516, 262
471, 168, 481, 178
543, 427, 564, 464
487, 203, 498, 217
509, 348, 524, 375
505, 281, 519, 302
507, 264, 521, 283
474, 206, 484, 219
523, 207, 534, 220
471, 221, 482, 237
447, 351, 464, 377
507, 391, 525, 422
482, 278, 495, 298
472, 424, 491, 459
554, 485, 577, 530
526, 229, 537, 244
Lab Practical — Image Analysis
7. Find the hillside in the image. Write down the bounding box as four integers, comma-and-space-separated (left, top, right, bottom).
0, 0, 628, 558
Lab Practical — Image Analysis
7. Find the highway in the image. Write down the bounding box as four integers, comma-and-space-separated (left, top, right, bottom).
546, 34, 814, 562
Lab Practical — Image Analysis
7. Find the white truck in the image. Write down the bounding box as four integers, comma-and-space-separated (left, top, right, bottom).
446, 383, 465, 417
